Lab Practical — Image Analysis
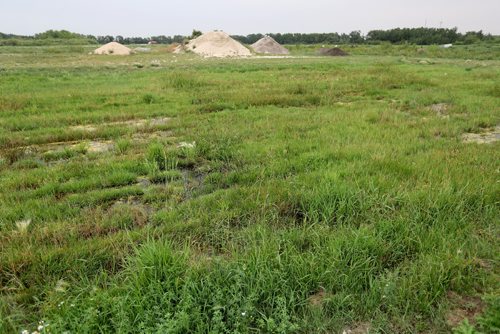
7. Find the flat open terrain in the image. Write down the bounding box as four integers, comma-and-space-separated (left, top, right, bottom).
0, 45, 499, 333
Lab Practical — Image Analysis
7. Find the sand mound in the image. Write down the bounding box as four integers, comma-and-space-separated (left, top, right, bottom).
318, 47, 348, 56
186, 31, 251, 58
93, 42, 132, 55
251, 36, 289, 55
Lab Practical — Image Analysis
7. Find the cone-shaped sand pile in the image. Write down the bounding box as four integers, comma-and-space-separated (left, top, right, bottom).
186, 31, 251, 58
93, 42, 132, 55
251, 36, 289, 55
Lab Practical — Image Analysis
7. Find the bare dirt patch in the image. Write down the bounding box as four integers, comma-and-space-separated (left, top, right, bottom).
342, 322, 371, 334
111, 196, 154, 220
70, 117, 171, 132
40, 139, 114, 156
429, 103, 451, 118
135, 176, 152, 188
472, 258, 493, 270
308, 288, 330, 307
29, 129, 174, 163
71, 124, 98, 132
85, 140, 114, 153
131, 130, 175, 141
252, 55, 296, 59
429, 103, 449, 113
445, 291, 486, 328
462, 125, 500, 144
78, 223, 120, 239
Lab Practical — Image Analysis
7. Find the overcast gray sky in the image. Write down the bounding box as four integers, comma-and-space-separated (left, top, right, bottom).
2, 0, 499, 36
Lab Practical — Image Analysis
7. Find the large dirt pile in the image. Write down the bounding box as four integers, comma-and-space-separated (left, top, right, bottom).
186, 31, 251, 58
318, 47, 348, 56
93, 42, 132, 55
251, 36, 289, 55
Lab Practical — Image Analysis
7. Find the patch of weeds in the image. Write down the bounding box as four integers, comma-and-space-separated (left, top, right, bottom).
195, 137, 237, 165
142, 94, 156, 104
105, 203, 149, 229
475, 121, 495, 129
74, 142, 88, 153
143, 185, 184, 205
177, 145, 197, 169
196, 102, 236, 113
116, 138, 132, 155
296, 181, 365, 225
145, 143, 182, 185
43, 147, 80, 161
288, 84, 310, 95
12, 157, 45, 169
146, 143, 179, 171
146, 143, 165, 168
166, 72, 206, 90
0, 96, 27, 112
240, 93, 321, 108
452, 320, 475, 333
67, 186, 144, 208
476, 296, 500, 332
487, 85, 500, 98
1, 147, 28, 164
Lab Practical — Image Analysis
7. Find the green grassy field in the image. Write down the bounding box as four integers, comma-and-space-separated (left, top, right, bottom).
0, 44, 499, 333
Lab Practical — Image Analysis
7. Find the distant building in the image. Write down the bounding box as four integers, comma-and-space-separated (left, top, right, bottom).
148, 40, 158, 45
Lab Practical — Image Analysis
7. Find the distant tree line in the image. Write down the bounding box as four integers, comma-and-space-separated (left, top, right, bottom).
98, 35, 187, 44
233, 28, 493, 45
1, 29, 96, 40
0, 28, 495, 46
34, 30, 94, 40
366, 28, 491, 45
0, 30, 97, 46
232, 32, 364, 45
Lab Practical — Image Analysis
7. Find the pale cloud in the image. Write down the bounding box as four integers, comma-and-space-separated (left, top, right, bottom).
1, 0, 499, 36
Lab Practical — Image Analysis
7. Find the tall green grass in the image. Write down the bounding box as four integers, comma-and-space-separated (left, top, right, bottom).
0, 44, 498, 333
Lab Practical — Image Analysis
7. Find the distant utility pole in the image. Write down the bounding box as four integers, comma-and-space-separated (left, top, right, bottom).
440, 21, 443, 28
425, 19, 427, 27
